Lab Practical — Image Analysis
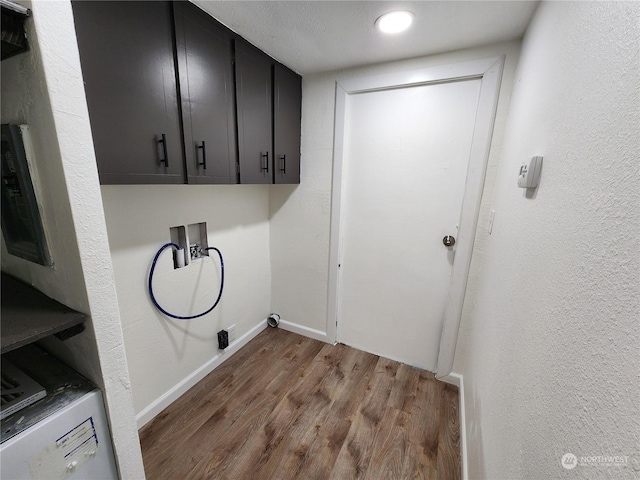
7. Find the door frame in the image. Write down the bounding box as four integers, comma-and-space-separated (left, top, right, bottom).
326, 56, 505, 377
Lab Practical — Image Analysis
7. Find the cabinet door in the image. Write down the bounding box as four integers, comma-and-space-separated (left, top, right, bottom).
174, 2, 237, 185
72, 1, 184, 184
234, 40, 273, 184
274, 64, 302, 184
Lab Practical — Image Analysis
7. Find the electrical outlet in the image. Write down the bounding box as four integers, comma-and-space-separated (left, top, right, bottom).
217, 330, 228, 350
227, 324, 236, 344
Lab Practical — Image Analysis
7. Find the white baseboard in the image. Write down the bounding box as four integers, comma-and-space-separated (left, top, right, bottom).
439, 372, 460, 387
278, 319, 332, 344
438, 372, 468, 480
135, 319, 268, 429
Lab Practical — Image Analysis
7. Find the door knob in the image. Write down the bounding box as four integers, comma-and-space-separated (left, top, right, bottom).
443, 235, 455, 247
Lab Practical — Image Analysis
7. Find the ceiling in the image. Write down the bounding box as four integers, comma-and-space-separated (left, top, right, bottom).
193, 1, 539, 75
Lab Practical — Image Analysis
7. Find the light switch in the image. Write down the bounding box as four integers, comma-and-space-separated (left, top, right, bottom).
488, 209, 495, 234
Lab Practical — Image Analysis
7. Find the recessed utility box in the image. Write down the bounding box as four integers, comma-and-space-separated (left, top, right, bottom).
169, 225, 187, 268
187, 222, 208, 260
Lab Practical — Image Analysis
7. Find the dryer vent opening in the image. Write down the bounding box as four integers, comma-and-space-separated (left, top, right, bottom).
267, 313, 280, 328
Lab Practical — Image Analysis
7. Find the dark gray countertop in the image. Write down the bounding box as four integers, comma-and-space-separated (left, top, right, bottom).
1, 273, 86, 354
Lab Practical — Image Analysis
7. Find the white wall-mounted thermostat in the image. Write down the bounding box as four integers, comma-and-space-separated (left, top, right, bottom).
518, 155, 543, 188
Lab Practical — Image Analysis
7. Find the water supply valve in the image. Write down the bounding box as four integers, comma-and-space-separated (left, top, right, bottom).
190, 243, 203, 260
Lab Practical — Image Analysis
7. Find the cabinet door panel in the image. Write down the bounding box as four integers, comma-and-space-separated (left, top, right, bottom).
72, 1, 183, 184
274, 64, 302, 184
235, 40, 273, 184
174, 2, 237, 184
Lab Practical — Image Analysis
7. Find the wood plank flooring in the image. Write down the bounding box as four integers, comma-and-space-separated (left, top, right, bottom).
139, 328, 460, 480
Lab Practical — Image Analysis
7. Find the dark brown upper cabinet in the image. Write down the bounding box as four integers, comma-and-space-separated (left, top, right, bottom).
173, 2, 237, 184
73, 1, 301, 186
72, 1, 184, 184
274, 64, 302, 184
234, 39, 274, 185
235, 40, 302, 185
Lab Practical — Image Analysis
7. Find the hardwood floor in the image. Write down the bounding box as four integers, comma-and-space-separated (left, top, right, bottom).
139, 328, 461, 480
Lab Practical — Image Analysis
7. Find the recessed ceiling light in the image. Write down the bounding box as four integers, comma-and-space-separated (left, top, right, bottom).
375, 11, 414, 34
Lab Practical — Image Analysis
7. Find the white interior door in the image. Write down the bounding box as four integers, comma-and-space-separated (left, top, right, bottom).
338, 79, 482, 371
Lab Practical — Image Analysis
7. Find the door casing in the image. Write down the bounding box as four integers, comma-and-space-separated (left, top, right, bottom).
327, 56, 505, 378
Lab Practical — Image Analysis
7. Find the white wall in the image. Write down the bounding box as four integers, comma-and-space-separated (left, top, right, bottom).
0, 1, 144, 477
459, 2, 640, 478
101, 185, 271, 417
270, 41, 521, 348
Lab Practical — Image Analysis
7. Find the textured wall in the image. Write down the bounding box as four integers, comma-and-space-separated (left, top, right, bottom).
1, 6, 90, 350
270, 41, 521, 345
460, 2, 640, 478
0, 1, 145, 477
101, 185, 272, 415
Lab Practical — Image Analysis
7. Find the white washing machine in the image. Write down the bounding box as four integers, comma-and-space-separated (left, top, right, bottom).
1, 345, 118, 479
